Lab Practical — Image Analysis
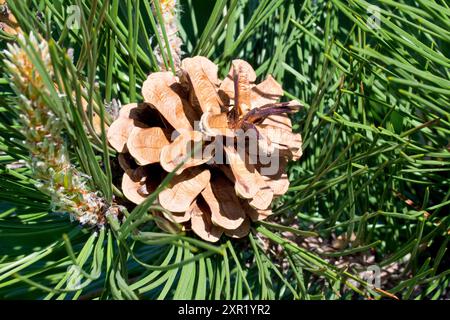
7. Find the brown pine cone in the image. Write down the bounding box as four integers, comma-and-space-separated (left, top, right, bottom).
108, 56, 303, 242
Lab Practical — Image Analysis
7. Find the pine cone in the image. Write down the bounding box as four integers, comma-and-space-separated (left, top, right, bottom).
0, 1, 20, 35
108, 56, 302, 242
